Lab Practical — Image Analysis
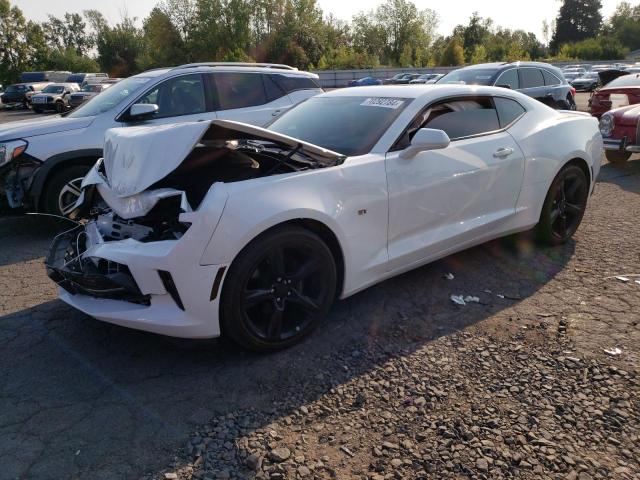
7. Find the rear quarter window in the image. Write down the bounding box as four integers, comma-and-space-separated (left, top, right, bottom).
494, 97, 526, 128
542, 70, 562, 86
272, 75, 320, 94
519, 68, 545, 89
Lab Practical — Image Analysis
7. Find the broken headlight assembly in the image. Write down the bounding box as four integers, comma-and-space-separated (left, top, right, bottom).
0, 139, 28, 168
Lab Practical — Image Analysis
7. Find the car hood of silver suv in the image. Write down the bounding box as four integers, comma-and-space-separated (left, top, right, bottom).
0, 115, 94, 142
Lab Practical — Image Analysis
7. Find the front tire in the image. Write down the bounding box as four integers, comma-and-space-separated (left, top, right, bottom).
536, 164, 589, 245
55, 101, 65, 113
221, 226, 337, 351
605, 150, 631, 164
42, 165, 90, 216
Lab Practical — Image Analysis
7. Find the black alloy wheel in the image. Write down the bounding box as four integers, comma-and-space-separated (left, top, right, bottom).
221, 226, 337, 351
536, 165, 589, 245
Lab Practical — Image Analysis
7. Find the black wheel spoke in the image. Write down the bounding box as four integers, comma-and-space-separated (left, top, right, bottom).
290, 257, 320, 281
565, 177, 580, 198
550, 207, 561, 223
266, 308, 283, 341
289, 290, 320, 313
268, 248, 286, 279
244, 289, 272, 308
565, 202, 583, 215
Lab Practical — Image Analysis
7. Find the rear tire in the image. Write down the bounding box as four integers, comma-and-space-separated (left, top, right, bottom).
566, 94, 577, 110
221, 226, 337, 351
55, 101, 65, 113
605, 150, 631, 164
535, 165, 589, 246
42, 165, 91, 216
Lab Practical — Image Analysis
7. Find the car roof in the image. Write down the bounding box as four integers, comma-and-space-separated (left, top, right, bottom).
322, 84, 536, 103
132, 64, 318, 79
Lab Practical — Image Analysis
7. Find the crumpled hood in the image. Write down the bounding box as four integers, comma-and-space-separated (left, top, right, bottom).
0, 115, 94, 142
102, 119, 345, 198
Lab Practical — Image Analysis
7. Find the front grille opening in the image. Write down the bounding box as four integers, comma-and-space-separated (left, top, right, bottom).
158, 270, 185, 310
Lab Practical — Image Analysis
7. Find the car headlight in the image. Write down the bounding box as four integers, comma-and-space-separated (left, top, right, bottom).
0, 140, 28, 168
599, 114, 614, 138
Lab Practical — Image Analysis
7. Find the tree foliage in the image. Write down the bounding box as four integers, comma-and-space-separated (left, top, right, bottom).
551, 0, 603, 51
1, 0, 639, 86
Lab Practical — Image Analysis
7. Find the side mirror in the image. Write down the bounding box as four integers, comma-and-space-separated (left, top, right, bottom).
128, 103, 159, 121
399, 128, 450, 159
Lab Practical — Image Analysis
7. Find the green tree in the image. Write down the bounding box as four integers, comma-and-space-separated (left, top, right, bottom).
551, 0, 603, 52
439, 37, 465, 66
470, 44, 487, 63
95, 16, 145, 77
42, 13, 93, 56
140, 7, 186, 68
399, 43, 413, 66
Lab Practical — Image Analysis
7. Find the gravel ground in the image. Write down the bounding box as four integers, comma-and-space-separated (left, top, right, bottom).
0, 99, 638, 480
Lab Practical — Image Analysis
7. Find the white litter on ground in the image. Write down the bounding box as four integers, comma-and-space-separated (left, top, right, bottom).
450, 295, 466, 306
615, 276, 630, 282
444, 273, 455, 280
464, 296, 480, 303
604, 347, 622, 356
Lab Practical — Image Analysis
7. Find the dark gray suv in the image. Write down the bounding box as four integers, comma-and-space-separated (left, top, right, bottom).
437, 62, 576, 110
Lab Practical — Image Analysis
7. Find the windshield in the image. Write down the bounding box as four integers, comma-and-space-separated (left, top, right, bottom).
82, 84, 102, 92
42, 85, 64, 94
268, 96, 411, 156
438, 68, 496, 85
68, 77, 150, 118
605, 74, 640, 88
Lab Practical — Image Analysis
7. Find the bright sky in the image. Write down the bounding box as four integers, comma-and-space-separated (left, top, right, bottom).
12, 0, 622, 42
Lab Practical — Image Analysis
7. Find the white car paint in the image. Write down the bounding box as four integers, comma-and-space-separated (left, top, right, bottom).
52, 85, 602, 338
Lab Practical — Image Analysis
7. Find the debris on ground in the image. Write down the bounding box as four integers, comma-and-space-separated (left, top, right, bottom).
450, 294, 466, 305
444, 273, 455, 280
604, 347, 623, 356
615, 276, 631, 282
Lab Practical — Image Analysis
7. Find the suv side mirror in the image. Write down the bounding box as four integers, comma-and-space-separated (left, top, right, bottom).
399, 128, 450, 159
128, 103, 159, 121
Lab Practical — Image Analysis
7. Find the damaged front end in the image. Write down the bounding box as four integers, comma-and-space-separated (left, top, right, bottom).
46, 119, 344, 314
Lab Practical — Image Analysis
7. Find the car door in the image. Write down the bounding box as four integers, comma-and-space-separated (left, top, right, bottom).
519, 68, 551, 106
125, 73, 214, 126
541, 69, 566, 107
385, 96, 526, 270
208, 72, 293, 126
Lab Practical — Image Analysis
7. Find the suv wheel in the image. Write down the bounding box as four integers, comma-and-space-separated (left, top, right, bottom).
55, 101, 65, 113
566, 94, 577, 110
42, 165, 91, 216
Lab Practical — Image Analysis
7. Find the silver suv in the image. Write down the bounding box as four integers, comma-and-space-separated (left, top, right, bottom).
0, 63, 322, 215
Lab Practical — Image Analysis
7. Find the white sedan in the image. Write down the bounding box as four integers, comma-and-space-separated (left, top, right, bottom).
46, 85, 602, 350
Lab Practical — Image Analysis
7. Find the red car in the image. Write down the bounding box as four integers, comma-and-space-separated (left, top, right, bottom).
590, 71, 640, 118
599, 103, 640, 163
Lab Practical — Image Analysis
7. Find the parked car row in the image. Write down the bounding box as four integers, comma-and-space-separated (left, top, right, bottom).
1, 72, 112, 113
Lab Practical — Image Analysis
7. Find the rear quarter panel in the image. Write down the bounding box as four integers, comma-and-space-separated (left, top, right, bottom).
507, 107, 602, 227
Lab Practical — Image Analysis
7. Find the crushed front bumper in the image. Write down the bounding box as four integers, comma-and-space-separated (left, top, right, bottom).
45, 225, 150, 304
45, 220, 228, 338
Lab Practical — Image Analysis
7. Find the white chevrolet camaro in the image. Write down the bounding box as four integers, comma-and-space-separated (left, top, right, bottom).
46, 85, 603, 350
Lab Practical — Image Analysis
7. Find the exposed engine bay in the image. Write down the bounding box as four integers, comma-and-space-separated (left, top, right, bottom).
46, 119, 345, 300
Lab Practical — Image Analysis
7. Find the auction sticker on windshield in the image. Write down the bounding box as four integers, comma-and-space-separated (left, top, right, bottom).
361, 98, 405, 109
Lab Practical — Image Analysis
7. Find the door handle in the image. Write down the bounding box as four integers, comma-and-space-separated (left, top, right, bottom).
493, 147, 514, 158
271, 110, 281, 116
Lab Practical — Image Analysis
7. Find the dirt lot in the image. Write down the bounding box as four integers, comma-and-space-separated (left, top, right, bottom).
0, 95, 638, 480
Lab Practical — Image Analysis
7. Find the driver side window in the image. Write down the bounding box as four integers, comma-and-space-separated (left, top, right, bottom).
421, 97, 500, 140
137, 74, 206, 119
